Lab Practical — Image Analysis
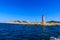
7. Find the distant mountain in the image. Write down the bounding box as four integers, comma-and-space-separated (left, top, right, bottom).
13, 20, 28, 23
13, 20, 21, 23
22, 21, 28, 23
47, 20, 60, 23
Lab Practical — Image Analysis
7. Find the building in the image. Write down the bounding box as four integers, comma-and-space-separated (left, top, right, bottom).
41, 14, 46, 25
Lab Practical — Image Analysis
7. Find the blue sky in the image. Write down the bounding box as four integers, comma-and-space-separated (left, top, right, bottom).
0, 0, 60, 22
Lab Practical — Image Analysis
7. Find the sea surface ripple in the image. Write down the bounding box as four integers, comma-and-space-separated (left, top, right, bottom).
0, 23, 60, 40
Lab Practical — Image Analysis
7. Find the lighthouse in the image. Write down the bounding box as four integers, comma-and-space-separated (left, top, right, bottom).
42, 14, 45, 25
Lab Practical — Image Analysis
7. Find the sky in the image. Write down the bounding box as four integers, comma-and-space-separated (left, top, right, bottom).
0, 0, 60, 22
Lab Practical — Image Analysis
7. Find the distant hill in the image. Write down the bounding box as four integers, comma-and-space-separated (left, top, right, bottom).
13, 20, 21, 23
13, 20, 28, 23
47, 20, 60, 23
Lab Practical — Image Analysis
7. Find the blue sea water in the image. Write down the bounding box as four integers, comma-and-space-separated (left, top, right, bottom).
0, 23, 60, 40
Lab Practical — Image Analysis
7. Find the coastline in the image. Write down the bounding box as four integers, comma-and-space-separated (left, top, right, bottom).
7, 22, 60, 26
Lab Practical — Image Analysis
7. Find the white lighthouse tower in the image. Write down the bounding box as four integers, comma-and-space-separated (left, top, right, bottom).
41, 14, 45, 26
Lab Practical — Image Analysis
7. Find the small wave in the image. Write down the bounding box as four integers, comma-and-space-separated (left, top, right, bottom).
50, 36, 60, 40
